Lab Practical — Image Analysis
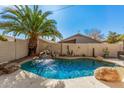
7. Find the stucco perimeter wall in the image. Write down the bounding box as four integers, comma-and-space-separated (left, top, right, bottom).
37, 39, 123, 57
0, 39, 28, 63
15, 39, 28, 59
61, 43, 123, 57
0, 38, 122, 63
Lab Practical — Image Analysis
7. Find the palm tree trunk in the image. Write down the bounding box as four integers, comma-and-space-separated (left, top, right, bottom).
28, 37, 37, 56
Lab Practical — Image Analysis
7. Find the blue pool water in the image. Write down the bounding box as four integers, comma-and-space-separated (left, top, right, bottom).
21, 58, 116, 79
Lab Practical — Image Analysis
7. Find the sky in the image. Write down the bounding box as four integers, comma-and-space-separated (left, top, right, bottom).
0, 5, 124, 39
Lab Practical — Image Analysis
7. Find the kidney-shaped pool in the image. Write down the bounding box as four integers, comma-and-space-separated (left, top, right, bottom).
21, 58, 117, 79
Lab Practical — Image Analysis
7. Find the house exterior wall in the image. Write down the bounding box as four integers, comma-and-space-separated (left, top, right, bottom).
60, 39, 76, 43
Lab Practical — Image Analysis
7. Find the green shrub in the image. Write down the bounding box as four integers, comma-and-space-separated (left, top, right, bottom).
103, 48, 110, 58
0, 35, 8, 41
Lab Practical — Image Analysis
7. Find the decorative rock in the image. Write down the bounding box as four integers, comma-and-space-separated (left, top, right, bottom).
94, 67, 121, 82
96, 56, 103, 60
33, 56, 39, 60
40, 52, 44, 55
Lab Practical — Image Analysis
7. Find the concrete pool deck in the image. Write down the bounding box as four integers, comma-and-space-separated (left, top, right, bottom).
0, 57, 124, 88
103, 58, 124, 67
0, 70, 124, 88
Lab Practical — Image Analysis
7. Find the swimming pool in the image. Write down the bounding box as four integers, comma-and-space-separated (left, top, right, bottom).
21, 58, 117, 79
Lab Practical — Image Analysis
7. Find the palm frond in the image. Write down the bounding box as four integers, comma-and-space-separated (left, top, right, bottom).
0, 5, 63, 41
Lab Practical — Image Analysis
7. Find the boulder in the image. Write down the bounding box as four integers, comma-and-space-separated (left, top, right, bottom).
94, 67, 121, 82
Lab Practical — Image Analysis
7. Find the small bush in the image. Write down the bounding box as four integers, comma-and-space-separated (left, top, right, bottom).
103, 48, 110, 58
0, 35, 8, 41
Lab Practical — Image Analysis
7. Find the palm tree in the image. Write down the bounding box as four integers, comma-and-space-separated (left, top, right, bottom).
107, 31, 120, 43
0, 5, 62, 56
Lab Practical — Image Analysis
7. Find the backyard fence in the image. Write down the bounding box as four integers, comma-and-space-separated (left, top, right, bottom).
37, 40, 123, 58
61, 43, 123, 57
0, 38, 123, 63
0, 39, 28, 63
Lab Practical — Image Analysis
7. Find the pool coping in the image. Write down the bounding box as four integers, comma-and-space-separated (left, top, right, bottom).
56, 56, 124, 67
20, 56, 124, 67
